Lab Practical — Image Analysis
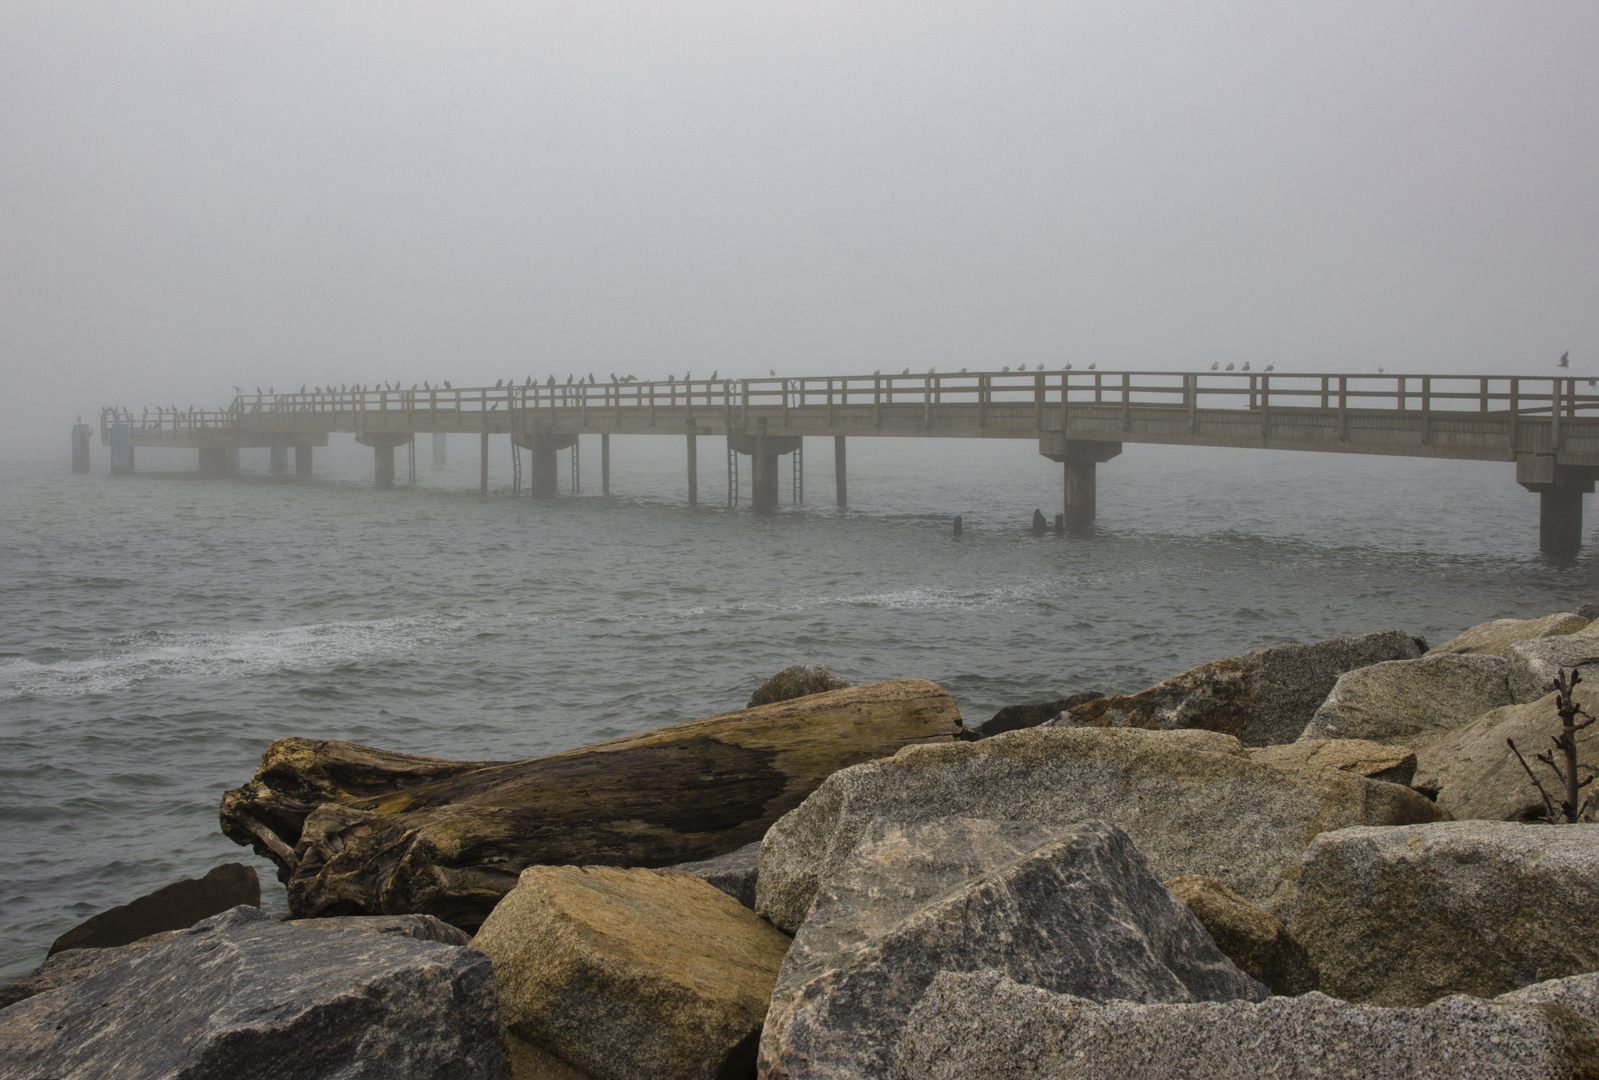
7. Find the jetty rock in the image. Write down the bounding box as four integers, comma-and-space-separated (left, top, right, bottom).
1506, 632, 1599, 703
1248, 738, 1417, 787
973, 691, 1104, 737
219, 678, 962, 929
1298, 653, 1512, 745
892, 969, 1599, 1080
1048, 629, 1421, 746
759, 818, 1264, 1080
1425, 611, 1590, 658
0, 905, 506, 1080
1163, 873, 1318, 996
668, 839, 763, 909
1411, 686, 1599, 821
754, 726, 1445, 934
748, 664, 855, 707
470, 865, 790, 1080
1292, 821, 1599, 1006
46, 862, 260, 957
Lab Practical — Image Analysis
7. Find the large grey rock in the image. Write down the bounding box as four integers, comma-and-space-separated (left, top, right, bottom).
760, 818, 1264, 1080
1, 912, 473, 1010
1291, 820, 1599, 1006
1298, 654, 1511, 744
1050, 630, 1421, 746
1411, 687, 1599, 821
48, 862, 260, 956
975, 691, 1104, 737
891, 969, 1599, 1080
1426, 612, 1591, 659
667, 839, 762, 909
1506, 634, 1599, 703
0, 906, 506, 1080
754, 727, 1446, 933
748, 665, 854, 707
1248, 738, 1418, 787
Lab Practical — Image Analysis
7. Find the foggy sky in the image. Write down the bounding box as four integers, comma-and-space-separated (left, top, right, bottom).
2, 1, 1596, 453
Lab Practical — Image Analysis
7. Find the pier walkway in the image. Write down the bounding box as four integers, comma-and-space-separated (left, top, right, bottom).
88, 370, 1599, 553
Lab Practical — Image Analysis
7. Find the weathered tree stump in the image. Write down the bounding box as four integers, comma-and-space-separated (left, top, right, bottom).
220, 679, 963, 929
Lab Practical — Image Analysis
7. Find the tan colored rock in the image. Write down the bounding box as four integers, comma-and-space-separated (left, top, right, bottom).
471, 866, 792, 1080
1412, 686, 1599, 821
506, 1033, 595, 1080
1298, 654, 1511, 745
1425, 612, 1589, 658
755, 727, 1447, 933
1291, 821, 1599, 1007
1249, 739, 1417, 787
1164, 874, 1318, 996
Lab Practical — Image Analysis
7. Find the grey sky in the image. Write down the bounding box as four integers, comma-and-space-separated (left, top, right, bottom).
2, 1, 1595, 451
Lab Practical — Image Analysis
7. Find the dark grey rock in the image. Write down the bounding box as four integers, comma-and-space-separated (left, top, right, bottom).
1049, 629, 1422, 746
48, 862, 260, 956
667, 840, 762, 908
747, 665, 854, 708
757, 818, 1265, 1080
974, 691, 1104, 737
754, 727, 1446, 934
892, 970, 1599, 1080
284, 912, 472, 945
0, 906, 507, 1080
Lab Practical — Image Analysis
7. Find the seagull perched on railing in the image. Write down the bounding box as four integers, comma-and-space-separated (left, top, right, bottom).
1088, 363, 1097, 370
1063, 363, 1071, 371
710, 370, 718, 381
1224, 363, 1234, 371
769, 368, 776, 376
1560, 351, 1571, 368
443, 380, 451, 389
903, 367, 910, 375
1264, 363, 1275, 372
1210, 362, 1219, 370
233, 385, 243, 393
1241, 362, 1250, 371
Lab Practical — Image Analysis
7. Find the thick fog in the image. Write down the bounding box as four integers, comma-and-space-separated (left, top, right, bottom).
2, 1, 1595, 454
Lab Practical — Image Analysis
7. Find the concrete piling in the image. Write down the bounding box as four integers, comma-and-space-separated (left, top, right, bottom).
269, 446, 288, 475
110, 424, 134, 475
687, 425, 698, 506
953, 514, 963, 537
432, 433, 446, 467
1055, 513, 1065, 536
834, 435, 847, 509
601, 433, 610, 496
1031, 509, 1047, 536
71, 424, 91, 473
295, 445, 313, 477
479, 431, 489, 494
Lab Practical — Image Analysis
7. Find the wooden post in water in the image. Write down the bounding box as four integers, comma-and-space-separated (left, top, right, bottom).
834, 435, 847, 509
295, 445, 313, 477
601, 433, 610, 496
479, 430, 489, 494
687, 423, 698, 506
952, 514, 963, 537
269, 446, 288, 474
70, 424, 91, 473
1031, 509, 1047, 536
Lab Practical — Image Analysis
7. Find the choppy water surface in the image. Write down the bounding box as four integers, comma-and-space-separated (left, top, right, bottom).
1, 434, 1592, 978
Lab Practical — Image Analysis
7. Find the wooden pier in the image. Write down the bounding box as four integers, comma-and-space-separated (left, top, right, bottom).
94, 370, 1599, 554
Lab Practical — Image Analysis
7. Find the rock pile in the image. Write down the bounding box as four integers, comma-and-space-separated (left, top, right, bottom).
11, 610, 1599, 1079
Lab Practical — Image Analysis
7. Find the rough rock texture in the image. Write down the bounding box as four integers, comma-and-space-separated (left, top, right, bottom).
760, 818, 1264, 1080
975, 691, 1104, 737
667, 840, 762, 909
1426, 612, 1590, 658
755, 727, 1446, 933
748, 665, 854, 708
1291, 820, 1599, 1006
48, 862, 260, 956
221, 679, 961, 928
470, 865, 791, 1080
891, 969, 1599, 1080
1248, 739, 1417, 787
1507, 634, 1599, 703
0, 912, 471, 1011
1411, 687, 1599, 822
1298, 654, 1511, 745
1050, 630, 1421, 747
1163, 874, 1318, 996
0, 906, 507, 1080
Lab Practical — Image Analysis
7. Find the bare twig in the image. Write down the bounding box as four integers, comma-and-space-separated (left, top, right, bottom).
1509, 737, 1560, 823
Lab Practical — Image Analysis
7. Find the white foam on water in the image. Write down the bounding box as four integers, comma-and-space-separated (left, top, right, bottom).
0, 615, 464, 699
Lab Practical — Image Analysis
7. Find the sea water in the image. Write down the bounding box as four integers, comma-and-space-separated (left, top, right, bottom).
0, 433, 1591, 979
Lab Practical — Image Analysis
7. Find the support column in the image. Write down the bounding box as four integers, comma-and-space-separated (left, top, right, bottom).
601, 433, 611, 496
1517, 456, 1596, 557
269, 446, 289, 474
1541, 490, 1584, 556
480, 431, 489, 494
373, 444, 396, 489
198, 445, 228, 478
71, 424, 92, 473
834, 435, 847, 509
432, 433, 446, 466
1063, 460, 1096, 530
295, 445, 313, 477
687, 427, 698, 506
525, 433, 577, 497
1038, 436, 1122, 534
753, 434, 780, 512
110, 424, 134, 475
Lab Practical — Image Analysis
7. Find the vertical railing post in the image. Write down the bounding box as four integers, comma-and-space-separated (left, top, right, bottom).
1338, 376, 1348, 442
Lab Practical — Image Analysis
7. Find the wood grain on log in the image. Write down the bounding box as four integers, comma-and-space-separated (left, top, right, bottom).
220, 679, 962, 929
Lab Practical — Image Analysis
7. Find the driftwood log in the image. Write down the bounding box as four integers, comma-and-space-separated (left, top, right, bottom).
220, 678, 963, 928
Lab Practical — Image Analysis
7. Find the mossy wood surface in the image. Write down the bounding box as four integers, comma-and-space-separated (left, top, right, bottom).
220, 679, 962, 928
